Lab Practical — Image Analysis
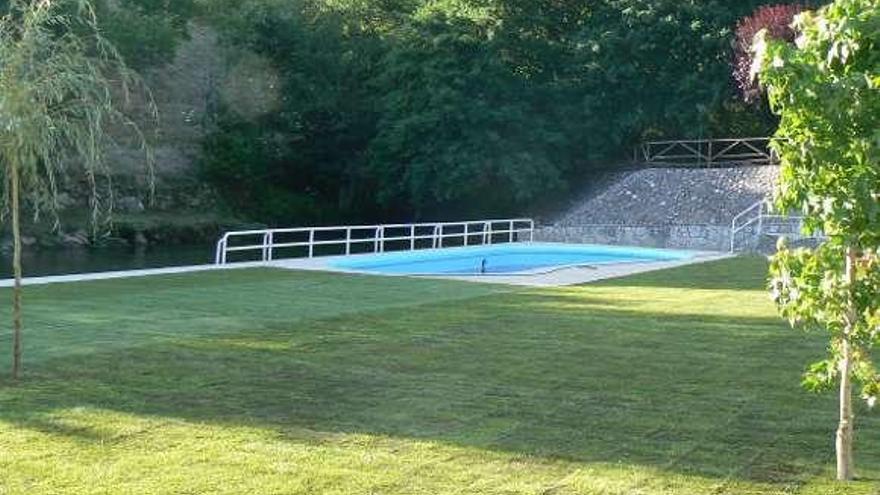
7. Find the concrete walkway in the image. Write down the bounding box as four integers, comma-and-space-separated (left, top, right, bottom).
0, 262, 266, 288
0, 252, 733, 288
433, 253, 733, 286
270, 251, 733, 287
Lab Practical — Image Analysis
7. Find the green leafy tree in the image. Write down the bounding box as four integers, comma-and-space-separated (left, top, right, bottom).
202, 0, 831, 223
202, 1, 386, 224
96, 0, 197, 68
0, 0, 196, 69
0, 0, 153, 379
369, 10, 567, 218
756, 0, 880, 480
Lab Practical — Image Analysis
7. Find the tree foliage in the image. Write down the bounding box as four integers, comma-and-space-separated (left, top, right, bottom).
734, 3, 807, 103
200, 0, 815, 224
757, 0, 880, 479
369, 9, 567, 217
96, 0, 197, 68
0, 0, 197, 69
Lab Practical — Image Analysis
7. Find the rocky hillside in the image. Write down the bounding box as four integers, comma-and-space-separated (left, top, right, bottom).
554, 166, 779, 227
11, 23, 282, 249
106, 22, 280, 206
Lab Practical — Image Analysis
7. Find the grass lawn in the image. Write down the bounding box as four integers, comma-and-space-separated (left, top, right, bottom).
0, 257, 878, 494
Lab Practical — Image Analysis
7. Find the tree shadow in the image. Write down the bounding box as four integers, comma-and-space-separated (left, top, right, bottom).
0, 299, 871, 487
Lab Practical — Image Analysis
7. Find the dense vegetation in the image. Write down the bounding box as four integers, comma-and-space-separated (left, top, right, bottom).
2, 0, 825, 225
0, 0, 196, 69
198, 0, 829, 225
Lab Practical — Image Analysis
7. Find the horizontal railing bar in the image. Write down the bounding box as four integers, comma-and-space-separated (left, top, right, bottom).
712, 152, 770, 158
225, 245, 274, 252
647, 138, 773, 145
227, 228, 532, 242
650, 153, 771, 159
650, 153, 712, 159
222, 220, 533, 239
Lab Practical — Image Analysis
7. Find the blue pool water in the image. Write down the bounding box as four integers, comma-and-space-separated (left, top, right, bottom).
330, 243, 694, 275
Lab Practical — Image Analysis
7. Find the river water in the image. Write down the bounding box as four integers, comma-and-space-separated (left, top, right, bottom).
0, 244, 215, 278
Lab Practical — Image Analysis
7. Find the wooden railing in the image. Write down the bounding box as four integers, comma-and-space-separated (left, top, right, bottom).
635, 138, 778, 168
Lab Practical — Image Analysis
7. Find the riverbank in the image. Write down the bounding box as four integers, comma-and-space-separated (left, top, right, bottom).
0, 244, 215, 278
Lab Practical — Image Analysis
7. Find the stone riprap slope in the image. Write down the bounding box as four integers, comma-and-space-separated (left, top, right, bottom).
555, 166, 779, 227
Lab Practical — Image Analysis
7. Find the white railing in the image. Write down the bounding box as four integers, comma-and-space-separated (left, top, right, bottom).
215, 218, 535, 265
730, 201, 815, 252
637, 138, 778, 167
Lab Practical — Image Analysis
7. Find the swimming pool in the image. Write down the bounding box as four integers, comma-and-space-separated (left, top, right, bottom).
330, 243, 695, 276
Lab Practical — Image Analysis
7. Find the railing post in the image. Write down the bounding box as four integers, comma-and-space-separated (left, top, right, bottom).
267, 232, 274, 261
380, 227, 386, 252
707, 140, 713, 168
439, 225, 444, 248
346, 228, 351, 255
484, 222, 492, 245
758, 204, 764, 239
215, 237, 227, 265
262, 232, 270, 261
464, 223, 469, 246
308, 230, 315, 258
529, 221, 535, 243
730, 219, 737, 253
509, 221, 515, 243
410, 226, 415, 251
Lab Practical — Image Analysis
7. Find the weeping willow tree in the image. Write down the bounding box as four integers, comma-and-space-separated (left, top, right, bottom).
0, 0, 154, 379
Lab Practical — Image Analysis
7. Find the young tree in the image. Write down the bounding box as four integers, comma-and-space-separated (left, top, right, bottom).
755, 0, 880, 481
0, 0, 153, 379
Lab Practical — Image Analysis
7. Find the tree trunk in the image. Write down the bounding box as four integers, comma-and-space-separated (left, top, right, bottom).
10, 162, 22, 380
836, 247, 857, 481
837, 337, 855, 480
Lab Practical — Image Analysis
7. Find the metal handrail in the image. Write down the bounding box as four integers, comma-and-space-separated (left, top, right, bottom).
730, 201, 765, 252
215, 218, 535, 265
729, 201, 815, 252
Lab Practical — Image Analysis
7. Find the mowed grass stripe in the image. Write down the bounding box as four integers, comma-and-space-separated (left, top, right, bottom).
0, 257, 878, 494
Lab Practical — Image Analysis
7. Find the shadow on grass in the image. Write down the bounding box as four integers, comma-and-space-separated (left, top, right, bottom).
0, 301, 855, 486
0, 258, 875, 488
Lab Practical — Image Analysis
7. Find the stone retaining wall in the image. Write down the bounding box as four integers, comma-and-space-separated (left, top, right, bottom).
556, 166, 778, 227
535, 224, 731, 252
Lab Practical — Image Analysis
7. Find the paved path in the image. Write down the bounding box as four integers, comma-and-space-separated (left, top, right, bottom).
0, 252, 733, 288
0, 262, 266, 288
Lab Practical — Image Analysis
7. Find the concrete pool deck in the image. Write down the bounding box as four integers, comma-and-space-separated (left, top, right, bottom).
270, 250, 733, 287
0, 250, 733, 288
